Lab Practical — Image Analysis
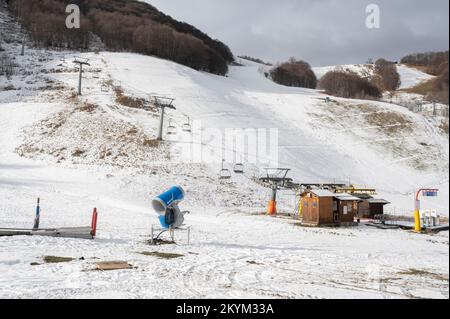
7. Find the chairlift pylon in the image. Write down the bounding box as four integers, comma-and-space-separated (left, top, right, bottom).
219, 159, 231, 180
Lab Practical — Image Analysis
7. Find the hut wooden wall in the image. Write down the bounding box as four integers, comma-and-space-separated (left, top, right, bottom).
358, 201, 371, 218
318, 197, 334, 225
301, 196, 320, 225
339, 200, 357, 223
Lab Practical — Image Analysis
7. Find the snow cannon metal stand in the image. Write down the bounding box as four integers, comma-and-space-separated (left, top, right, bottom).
0, 198, 99, 240
151, 186, 191, 245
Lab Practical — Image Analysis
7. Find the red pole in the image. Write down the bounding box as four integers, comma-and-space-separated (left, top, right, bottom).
91, 208, 98, 238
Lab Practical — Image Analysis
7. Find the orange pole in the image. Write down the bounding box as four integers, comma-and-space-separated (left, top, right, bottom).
268, 200, 277, 215
267, 188, 277, 216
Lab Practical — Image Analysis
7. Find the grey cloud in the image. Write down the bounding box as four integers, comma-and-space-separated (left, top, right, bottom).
145, 0, 449, 66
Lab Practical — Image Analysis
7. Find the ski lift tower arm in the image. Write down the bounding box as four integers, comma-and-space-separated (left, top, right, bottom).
260, 168, 292, 188
259, 168, 293, 216
73, 57, 90, 95
154, 96, 176, 110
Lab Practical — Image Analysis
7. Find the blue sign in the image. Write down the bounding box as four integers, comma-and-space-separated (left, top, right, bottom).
423, 191, 438, 197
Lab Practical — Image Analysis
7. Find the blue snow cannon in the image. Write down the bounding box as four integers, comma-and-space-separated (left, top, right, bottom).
152, 186, 185, 215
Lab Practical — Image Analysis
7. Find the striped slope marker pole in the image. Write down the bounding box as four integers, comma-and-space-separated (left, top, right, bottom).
33, 198, 41, 230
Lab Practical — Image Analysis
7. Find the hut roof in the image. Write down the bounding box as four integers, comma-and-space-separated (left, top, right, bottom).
334, 193, 361, 201
308, 189, 336, 197
352, 193, 374, 200
367, 198, 391, 205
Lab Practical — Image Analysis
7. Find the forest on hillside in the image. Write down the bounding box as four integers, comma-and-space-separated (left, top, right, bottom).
6, 0, 233, 75
401, 51, 449, 104
401, 50, 448, 75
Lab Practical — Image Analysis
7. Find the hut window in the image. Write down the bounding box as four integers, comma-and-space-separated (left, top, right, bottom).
348, 203, 353, 213
313, 202, 318, 208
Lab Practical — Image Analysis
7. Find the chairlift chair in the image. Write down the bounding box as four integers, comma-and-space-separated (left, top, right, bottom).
233, 157, 244, 173
167, 118, 177, 135
182, 116, 192, 132
219, 160, 232, 180
233, 163, 244, 174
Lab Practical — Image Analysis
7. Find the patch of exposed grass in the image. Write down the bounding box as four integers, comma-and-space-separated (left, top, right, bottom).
139, 251, 184, 259
398, 268, 448, 281
113, 85, 157, 111
247, 261, 264, 265
71, 148, 86, 157
402, 77, 448, 105
43, 256, 74, 264
76, 102, 97, 113
402, 78, 436, 96
439, 120, 449, 135
116, 93, 147, 109
143, 138, 161, 148
364, 110, 413, 134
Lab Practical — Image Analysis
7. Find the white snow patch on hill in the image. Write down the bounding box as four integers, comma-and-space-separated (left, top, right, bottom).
313, 64, 375, 80
396, 64, 435, 89
313, 63, 435, 91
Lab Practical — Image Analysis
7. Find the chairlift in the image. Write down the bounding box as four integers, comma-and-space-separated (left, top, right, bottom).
233, 156, 244, 174
219, 160, 231, 180
233, 163, 244, 174
167, 118, 177, 135
182, 116, 192, 133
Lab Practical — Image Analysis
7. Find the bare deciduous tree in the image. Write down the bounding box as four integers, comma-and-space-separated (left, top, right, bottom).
270, 58, 317, 89
374, 58, 401, 91
318, 70, 382, 99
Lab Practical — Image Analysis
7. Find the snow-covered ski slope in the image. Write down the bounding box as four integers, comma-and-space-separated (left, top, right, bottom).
313, 63, 434, 89
396, 64, 435, 89
1, 94, 448, 299
313, 64, 375, 80
102, 53, 448, 215
0, 20, 448, 298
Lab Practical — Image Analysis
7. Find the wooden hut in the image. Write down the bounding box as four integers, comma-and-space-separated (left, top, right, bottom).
353, 194, 390, 218
300, 190, 360, 226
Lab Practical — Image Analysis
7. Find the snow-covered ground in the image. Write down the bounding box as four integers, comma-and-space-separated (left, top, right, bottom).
313, 63, 435, 90
313, 64, 375, 80
1, 8, 448, 299
396, 64, 435, 90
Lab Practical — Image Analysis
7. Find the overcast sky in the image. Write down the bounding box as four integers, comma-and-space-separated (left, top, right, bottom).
145, 0, 449, 66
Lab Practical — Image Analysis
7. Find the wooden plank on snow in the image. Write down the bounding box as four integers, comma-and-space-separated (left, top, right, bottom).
95, 261, 134, 271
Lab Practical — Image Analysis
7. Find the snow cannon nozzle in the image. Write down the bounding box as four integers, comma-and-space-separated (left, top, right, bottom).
152, 186, 185, 214
152, 186, 187, 230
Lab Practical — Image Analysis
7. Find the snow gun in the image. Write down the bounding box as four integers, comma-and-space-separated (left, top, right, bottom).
152, 186, 188, 229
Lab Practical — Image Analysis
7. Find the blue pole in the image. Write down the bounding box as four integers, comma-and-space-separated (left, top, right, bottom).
33, 198, 40, 229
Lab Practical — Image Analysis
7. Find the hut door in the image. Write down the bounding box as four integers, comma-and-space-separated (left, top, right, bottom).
333, 200, 340, 223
